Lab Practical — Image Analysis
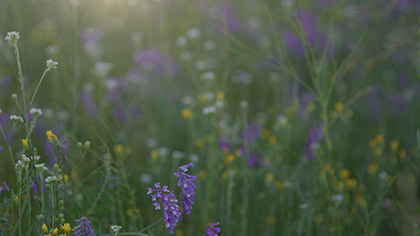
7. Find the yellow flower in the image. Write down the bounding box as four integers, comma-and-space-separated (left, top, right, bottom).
223, 154, 235, 164
53, 228, 58, 236
307, 102, 316, 112
390, 140, 399, 151
176, 230, 184, 236
398, 149, 406, 159
22, 138, 28, 149
267, 216, 276, 225
276, 181, 285, 190
268, 136, 277, 145
199, 170, 208, 179
369, 139, 377, 148
260, 128, 270, 139
368, 162, 379, 174
265, 172, 274, 182
42, 223, 48, 233
150, 150, 158, 159
334, 102, 344, 112
375, 134, 384, 144
113, 144, 124, 154
374, 147, 382, 156
46, 130, 57, 140
216, 91, 225, 100
345, 178, 357, 187
234, 148, 242, 157
180, 109, 192, 119
198, 93, 206, 103
195, 139, 205, 148
339, 169, 350, 179
62, 223, 71, 234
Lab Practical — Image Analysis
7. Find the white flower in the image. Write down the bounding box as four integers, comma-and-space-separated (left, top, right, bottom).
180, 51, 193, 61
30, 108, 43, 117
176, 36, 187, 47
190, 154, 199, 163
200, 71, 215, 81
0, 109, 2, 114
94, 61, 113, 77
35, 163, 48, 173
204, 40, 216, 51
15, 160, 24, 171
32, 155, 41, 162
181, 96, 194, 105
46, 59, 58, 71
172, 151, 185, 159
110, 225, 122, 233
9, 115, 24, 123
5, 31, 20, 46
187, 28, 200, 39
379, 171, 388, 180
139, 174, 152, 184
45, 176, 57, 184
157, 147, 169, 156
202, 106, 216, 115
331, 194, 344, 206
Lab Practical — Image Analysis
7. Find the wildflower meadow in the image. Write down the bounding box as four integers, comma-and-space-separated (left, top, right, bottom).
0, 0, 419, 235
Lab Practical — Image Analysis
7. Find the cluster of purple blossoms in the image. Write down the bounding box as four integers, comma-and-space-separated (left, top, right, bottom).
205, 222, 221, 236
74, 216, 96, 236
147, 183, 182, 235
174, 162, 196, 215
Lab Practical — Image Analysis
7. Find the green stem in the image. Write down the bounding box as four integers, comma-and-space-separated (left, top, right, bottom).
29, 68, 49, 107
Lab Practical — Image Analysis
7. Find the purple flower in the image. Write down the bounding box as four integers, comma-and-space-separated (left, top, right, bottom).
174, 163, 196, 215
147, 183, 182, 234
240, 123, 261, 144
74, 216, 96, 236
0, 146, 3, 153
304, 124, 323, 160
205, 222, 221, 236
81, 91, 99, 119
0, 182, 9, 203
133, 48, 177, 78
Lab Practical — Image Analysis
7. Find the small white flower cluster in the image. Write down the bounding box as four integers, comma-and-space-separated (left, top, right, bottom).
15, 160, 24, 171
35, 163, 48, 173
5, 31, 20, 46
30, 108, 43, 117
110, 225, 122, 233
46, 59, 58, 71
331, 194, 344, 206
202, 106, 216, 115
45, 176, 57, 184
172, 150, 186, 159
10, 115, 24, 123
94, 61, 113, 78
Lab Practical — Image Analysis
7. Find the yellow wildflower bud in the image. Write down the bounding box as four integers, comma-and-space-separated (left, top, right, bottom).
265, 172, 274, 181
268, 136, 277, 145
334, 102, 344, 112
46, 130, 57, 141
398, 149, 406, 159
62, 223, 71, 234
368, 162, 379, 174
390, 140, 399, 150
42, 223, 48, 233
375, 134, 384, 144
113, 144, 124, 154
374, 147, 382, 156
195, 139, 204, 148
276, 181, 285, 190
22, 138, 28, 149
345, 178, 357, 187
369, 139, 377, 148
150, 150, 158, 159
339, 169, 350, 179
180, 109, 192, 119
223, 154, 235, 164
267, 216, 276, 225
53, 228, 58, 236
216, 91, 225, 100
198, 93, 206, 103
260, 128, 270, 139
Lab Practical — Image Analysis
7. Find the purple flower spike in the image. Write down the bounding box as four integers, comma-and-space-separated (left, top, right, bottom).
147, 182, 182, 234
74, 216, 96, 236
174, 163, 196, 215
205, 222, 221, 236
